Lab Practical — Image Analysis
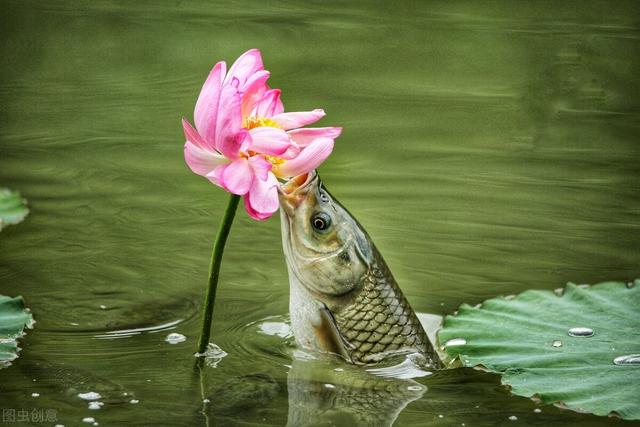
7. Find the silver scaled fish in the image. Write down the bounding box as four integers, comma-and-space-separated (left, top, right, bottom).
279, 171, 440, 367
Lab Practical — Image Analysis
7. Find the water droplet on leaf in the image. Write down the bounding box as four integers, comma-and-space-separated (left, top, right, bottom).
552, 340, 562, 348
613, 354, 640, 365
568, 327, 594, 337
444, 338, 467, 347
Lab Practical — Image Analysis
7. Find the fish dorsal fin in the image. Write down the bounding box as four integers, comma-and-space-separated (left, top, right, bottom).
313, 305, 354, 362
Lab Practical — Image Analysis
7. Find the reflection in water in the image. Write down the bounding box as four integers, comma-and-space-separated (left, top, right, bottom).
286, 352, 428, 427
93, 318, 184, 340
19, 359, 134, 404
205, 368, 283, 427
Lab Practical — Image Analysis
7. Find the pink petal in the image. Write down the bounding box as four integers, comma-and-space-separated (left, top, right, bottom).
272, 96, 285, 116
287, 127, 342, 147
214, 85, 243, 158
184, 141, 228, 177
253, 89, 284, 118
182, 118, 207, 150
194, 61, 226, 147
238, 129, 253, 154
220, 158, 254, 195
244, 172, 278, 220
205, 164, 227, 187
277, 137, 334, 177
248, 155, 272, 181
243, 196, 271, 221
241, 70, 270, 118
280, 142, 301, 160
247, 127, 291, 156
271, 109, 325, 130
224, 49, 264, 89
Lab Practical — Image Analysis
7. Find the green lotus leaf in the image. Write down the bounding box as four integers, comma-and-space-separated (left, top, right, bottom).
438, 280, 640, 420
0, 188, 29, 231
0, 295, 35, 368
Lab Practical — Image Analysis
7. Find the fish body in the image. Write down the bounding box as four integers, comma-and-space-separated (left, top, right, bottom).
279, 172, 439, 367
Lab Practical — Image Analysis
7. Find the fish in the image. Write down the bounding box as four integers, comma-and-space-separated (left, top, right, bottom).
278, 171, 440, 367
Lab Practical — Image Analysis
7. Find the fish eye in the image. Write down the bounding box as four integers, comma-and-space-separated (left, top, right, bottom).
311, 212, 332, 232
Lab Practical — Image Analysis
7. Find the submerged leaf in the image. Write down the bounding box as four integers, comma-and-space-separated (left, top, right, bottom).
0, 188, 29, 231
0, 295, 35, 368
438, 280, 640, 420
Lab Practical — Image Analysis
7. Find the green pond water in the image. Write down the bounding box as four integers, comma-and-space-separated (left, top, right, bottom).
1, 1, 639, 426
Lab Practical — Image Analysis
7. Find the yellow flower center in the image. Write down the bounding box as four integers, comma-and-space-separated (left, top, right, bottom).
241, 116, 287, 175
243, 116, 282, 130
263, 154, 285, 166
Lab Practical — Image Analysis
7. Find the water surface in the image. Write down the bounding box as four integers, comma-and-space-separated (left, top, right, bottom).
1, 1, 639, 425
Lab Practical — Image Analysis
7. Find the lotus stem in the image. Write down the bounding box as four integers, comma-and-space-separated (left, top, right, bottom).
197, 193, 241, 355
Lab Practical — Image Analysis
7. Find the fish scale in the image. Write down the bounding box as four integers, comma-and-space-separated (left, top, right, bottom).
335, 252, 439, 366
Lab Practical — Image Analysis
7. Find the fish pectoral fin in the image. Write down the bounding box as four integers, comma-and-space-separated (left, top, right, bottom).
313, 305, 354, 362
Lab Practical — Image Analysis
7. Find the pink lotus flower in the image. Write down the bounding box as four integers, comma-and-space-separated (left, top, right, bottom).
183, 49, 341, 220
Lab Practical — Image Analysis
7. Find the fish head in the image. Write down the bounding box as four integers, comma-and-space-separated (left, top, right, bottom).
278, 171, 374, 302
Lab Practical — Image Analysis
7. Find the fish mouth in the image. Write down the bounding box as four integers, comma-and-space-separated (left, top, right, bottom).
278, 170, 318, 216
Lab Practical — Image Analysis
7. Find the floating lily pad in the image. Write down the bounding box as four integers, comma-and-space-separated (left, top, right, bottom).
438, 280, 640, 420
0, 295, 34, 368
0, 188, 29, 231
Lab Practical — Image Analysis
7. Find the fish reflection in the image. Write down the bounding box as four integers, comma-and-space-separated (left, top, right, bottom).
21, 359, 133, 403
286, 352, 429, 427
